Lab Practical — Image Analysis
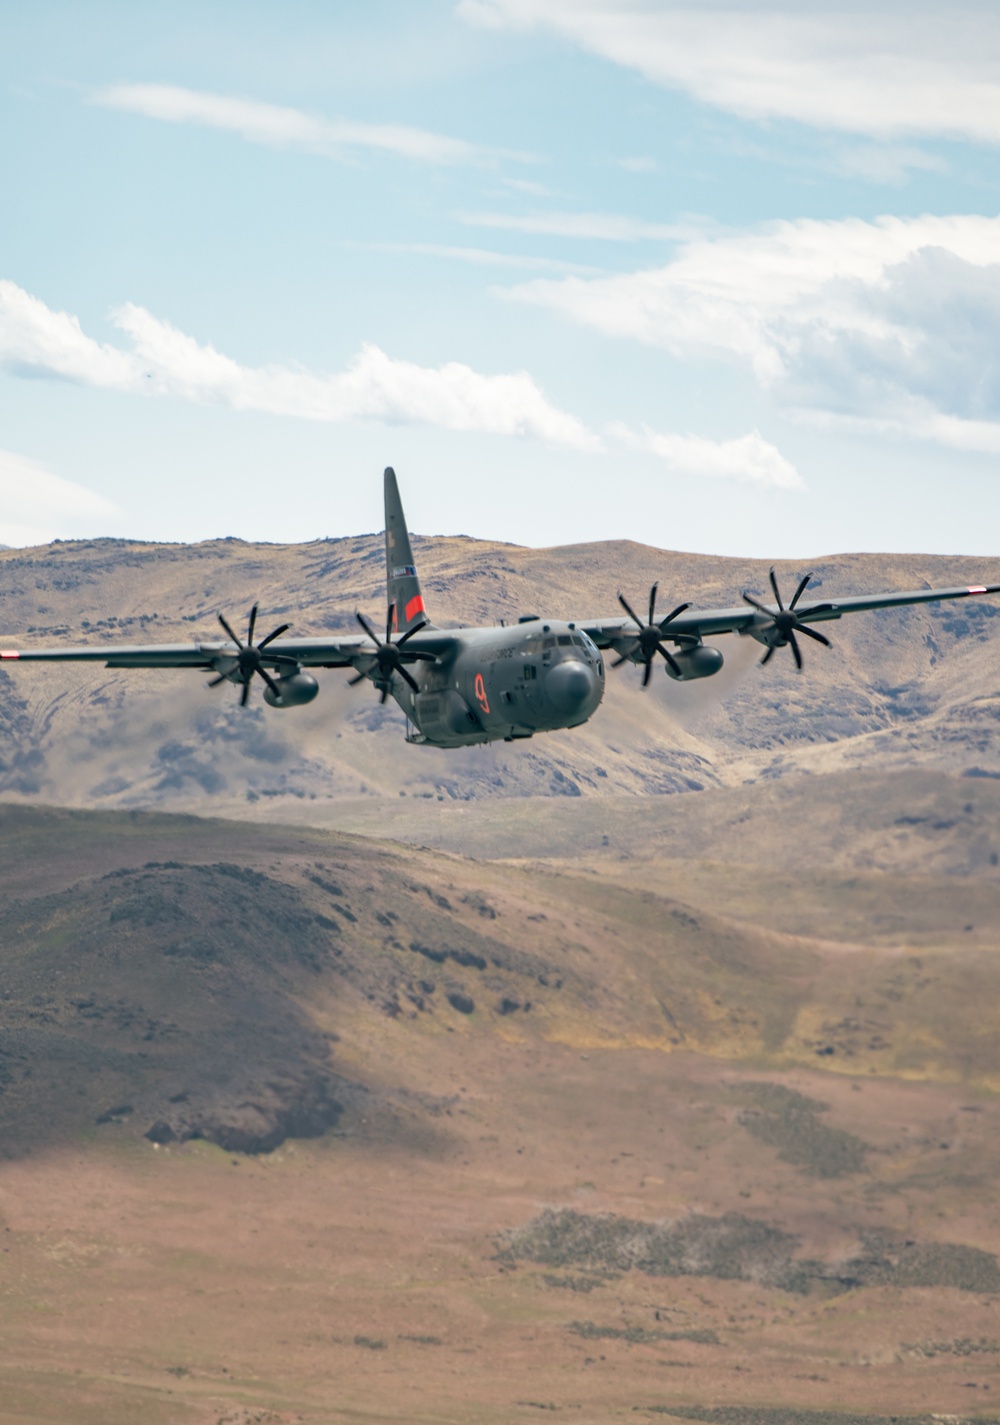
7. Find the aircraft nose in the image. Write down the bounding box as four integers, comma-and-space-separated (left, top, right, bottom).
546, 658, 598, 714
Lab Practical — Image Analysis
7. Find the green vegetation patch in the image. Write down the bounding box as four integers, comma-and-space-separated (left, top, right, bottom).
898, 1335, 1000, 1359
502, 1208, 1000, 1296
569, 1321, 719, 1345
500, 1207, 815, 1293
737, 1083, 869, 1178
541, 1272, 616, 1293
646, 1412, 1000, 1425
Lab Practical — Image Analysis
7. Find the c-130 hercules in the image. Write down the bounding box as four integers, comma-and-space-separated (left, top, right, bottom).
4, 467, 1000, 749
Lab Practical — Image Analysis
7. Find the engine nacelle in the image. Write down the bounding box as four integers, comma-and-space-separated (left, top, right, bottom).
263, 671, 319, 708
664, 645, 724, 681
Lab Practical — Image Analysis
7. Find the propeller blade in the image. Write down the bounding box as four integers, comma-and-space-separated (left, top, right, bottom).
610, 640, 639, 668
257, 623, 291, 651
742, 592, 772, 615
656, 641, 683, 677
218, 613, 244, 648
207, 673, 228, 688
240, 678, 251, 707
355, 611, 381, 645
617, 592, 643, 628
788, 631, 803, 670
648, 581, 658, 626
657, 602, 690, 630
760, 645, 776, 665
769, 567, 785, 610
347, 670, 368, 686
379, 685, 389, 705
386, 603, 395, 644
642, 657, 653, 688
257, 667, 282, 698
798, 623, 831, 647
246, 604, 258, 646
399, 666, 420, 694
396, 623, 423, 648
789, 574, 812, 610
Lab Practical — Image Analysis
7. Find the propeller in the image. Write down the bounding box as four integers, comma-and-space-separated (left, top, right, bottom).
742, 569, 832, 671
350, 604, 436, 704
208, 604, 294, 705
612, 582, 691, 688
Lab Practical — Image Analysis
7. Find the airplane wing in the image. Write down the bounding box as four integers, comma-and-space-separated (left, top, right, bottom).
580, 580, 1000, 648
0, 634, 366, 669
0, 629, 457, 670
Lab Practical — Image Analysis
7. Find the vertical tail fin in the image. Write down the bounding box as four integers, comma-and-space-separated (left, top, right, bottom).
384, 466, 431, 633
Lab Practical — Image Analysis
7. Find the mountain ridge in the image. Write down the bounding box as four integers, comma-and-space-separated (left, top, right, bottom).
0, 533, 998, 815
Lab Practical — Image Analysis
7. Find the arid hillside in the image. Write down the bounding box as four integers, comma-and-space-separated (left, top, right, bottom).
0, 532, 997, 813
3, 531, 1000, 1423
2, 798, 1000, 1422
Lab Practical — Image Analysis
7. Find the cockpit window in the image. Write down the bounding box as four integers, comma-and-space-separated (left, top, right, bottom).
571, 635, 586, 647
543, 637, 555, 649
557, 634, 572, 646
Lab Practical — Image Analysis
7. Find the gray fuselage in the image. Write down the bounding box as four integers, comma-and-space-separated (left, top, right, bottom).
389, 619, 604, 747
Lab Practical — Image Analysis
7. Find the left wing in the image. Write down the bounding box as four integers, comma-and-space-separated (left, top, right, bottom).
581, 580, 1000, 648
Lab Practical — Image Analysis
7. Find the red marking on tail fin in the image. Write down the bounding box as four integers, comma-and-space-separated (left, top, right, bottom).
405, 594, 426, 623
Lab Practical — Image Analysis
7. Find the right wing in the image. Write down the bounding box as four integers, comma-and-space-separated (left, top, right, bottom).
0, 629, 457, 671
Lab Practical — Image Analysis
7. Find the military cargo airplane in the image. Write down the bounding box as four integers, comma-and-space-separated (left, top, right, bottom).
3, 467, 999, 749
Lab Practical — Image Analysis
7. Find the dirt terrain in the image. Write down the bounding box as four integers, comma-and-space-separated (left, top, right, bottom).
3, 531, 1000, 1421
2, 792, 1000, 1422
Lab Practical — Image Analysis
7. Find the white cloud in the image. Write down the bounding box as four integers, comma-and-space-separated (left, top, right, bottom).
94, 83, 530, 166
611, 422, 803, 488
504, 212, 1000, 452
619, 156, 658, 173
356, 241, 602, 274
500, 176, 554, 196
459, 210, 684, 240
458, 0, 1000, 145
0, 450, 121, 547
832, 143, 948, 186
0, 281, 599, 452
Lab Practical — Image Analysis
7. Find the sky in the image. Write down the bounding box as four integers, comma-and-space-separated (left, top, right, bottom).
3, 0, 1000, 556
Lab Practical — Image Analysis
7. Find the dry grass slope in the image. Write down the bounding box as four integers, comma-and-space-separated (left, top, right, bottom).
3, 528, 1000, 1420
0, 532, 999, 812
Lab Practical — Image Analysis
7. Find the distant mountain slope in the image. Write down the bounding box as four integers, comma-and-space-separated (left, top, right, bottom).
0, 533, 997, 811
3, 794, 1000, 1161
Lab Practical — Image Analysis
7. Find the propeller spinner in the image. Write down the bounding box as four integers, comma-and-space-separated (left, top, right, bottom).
350, 604, 436, 704
209, 604, 294, 705
742, 569, 833, 670
612, 582, 690, 687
